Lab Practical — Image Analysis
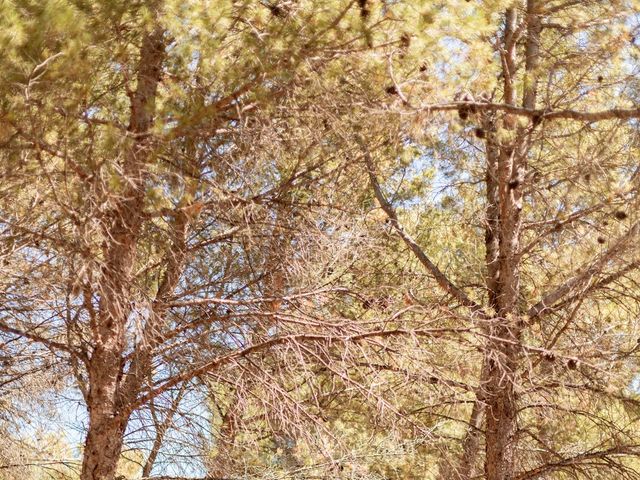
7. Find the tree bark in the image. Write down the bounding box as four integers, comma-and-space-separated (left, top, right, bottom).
483, 2, 540, 478
483, 334, 519, 480
81, 409, 128, 480
80, 24, 166, 480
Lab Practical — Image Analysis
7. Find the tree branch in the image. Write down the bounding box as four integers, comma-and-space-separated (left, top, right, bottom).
0, 320, 88, 363
126, 326, 468, 414
414, 101, 640, 123
361, 145, 485, 315
514, 445, 640, 480
528, 221, 640, 319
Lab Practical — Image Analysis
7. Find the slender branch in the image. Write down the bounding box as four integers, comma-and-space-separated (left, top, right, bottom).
361, 145, 485, 315
164, 287, 350, 308
188, 226, 241, 251
412, 101, 640, 123
514, 445, 640, 480
0, 320, 88, 363
527, 221, 640, 319
127, 327, 469, 414
550, 258, 640, 314
167, 79, 262, 139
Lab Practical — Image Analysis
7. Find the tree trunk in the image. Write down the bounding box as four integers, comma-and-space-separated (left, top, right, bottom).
81, 408, 128, 480
81, 340, 131, 479
209, 388, 241, 478
482, 2, 541, 477
79, 22, 166, 480
482, 333, 519, 480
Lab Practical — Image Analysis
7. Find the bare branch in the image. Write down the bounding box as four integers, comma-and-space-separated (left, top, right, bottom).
0, 320, 88, 363
412, 101, 640, 124
360, 143, 485, 316
527, 221, 640, 319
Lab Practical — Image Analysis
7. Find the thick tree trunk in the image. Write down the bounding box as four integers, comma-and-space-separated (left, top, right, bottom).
483, 332, 519, 480
81, 283, 135, 480
79, 23, 166, 480
81, 337, 131, 479
438, 93, 503, 480
482, 2, 541, 477
438, 397, 484, 480
435, 357, 488, 480
81, 408, 128, 479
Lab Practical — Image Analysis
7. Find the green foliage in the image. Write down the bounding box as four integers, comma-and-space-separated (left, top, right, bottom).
3, 1, 640, 479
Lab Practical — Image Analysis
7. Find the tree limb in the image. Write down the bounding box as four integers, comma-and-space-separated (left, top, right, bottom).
528, 221, 640, 319
361, 145, 485, 316
0, 320, 88, 363
414, 101, 640, 124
